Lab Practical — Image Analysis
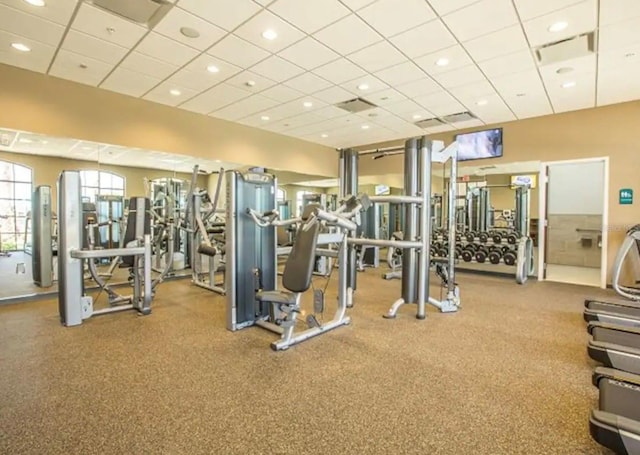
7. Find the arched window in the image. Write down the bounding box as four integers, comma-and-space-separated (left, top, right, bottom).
0, 160, 33, 251
79, 170, 125, 203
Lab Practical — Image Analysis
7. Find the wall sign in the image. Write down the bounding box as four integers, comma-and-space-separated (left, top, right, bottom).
619, 188, 634, 205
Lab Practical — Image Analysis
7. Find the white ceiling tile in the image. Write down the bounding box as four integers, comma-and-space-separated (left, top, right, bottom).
143, 81, 199, 107
313, 105, 351, 119
394, 109, 434, 122
71, 3, 147, 48
347, 40, 405, 72
341, 74, 389, 95
449, 118, 484, 129
279, 112, 327, 131
61, 30, 128, 65
513, 0, 586, 21
458, 91, 508, 113
260, 84, 304, 102
365, 88, 407, 106
250, 55, 305, 82
180, 83, 252, 114
597, 64, 640, 106
448, 80, 495, 102
0, 4, 65, 45
178, 0, 262, 31
414, 90, 460, 110
207, 34, 270, 68
475, 110, 516, 124
0, 29, 55, 73
538, 54, 595, 83
312, 58, 367, 84
313, 14, 382, 55
234, 10, 305, 53
598, 43, 640, 72
358, 0, 436, 38
101, 67, 162, 98
415, 44, 473, 76
600, 0, 640, 26
443, 0, 518, 42
599, 17, 640, 52
427, 0, 481, 16
340, 0, 377, 11
385, 98, 424, 115
491, 69, 545, 98
210, 94, 280, 121
462, 25, 528, 62
0, 0, 78, 26
163, 68, 220, 92
374, 61, 425, 87
522, 0, 597, 48
269, 0, 350, 34
283, 72, 332, 93
49, 49, 113, 86
432, 64, 486, 88
153, 7, 226, 51
226, 70, 278, 92
354, 106, 393, 120
119, 51, 179, 80
508, 98, 553, 119
547, 74, 595, 113
183, 53, 243, 80
395, 76, 441, 97
308, 85, 353, 104
278, 37, 339, 70
478, 49, 535, 79
417, 99, 465, 117
135, 32, 200, 66
389, 19, 456, 58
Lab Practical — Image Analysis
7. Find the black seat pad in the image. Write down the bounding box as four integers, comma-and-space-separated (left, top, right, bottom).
256, 290, 297, 305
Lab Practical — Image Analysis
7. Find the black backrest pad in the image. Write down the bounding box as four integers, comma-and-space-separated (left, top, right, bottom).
122, 197, 151, 267
282, 218, 320, 293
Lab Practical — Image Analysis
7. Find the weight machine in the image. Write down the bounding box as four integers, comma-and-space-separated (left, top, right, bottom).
58, 170, 170, 327
32, 185, 54, 287
226, 170, 366, 351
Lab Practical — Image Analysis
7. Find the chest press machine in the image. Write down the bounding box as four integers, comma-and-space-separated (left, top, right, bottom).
225, 170, 368, 351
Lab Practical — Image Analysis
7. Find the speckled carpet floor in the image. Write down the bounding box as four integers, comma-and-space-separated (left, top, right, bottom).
0, 271, 612, 454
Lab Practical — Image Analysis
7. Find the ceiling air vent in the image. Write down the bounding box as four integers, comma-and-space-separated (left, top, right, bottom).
335, 98, 377, 113
441, 111, 477, 123
414, 118, 445, 129
90, 0, 172, 27
535, 32, 595, 66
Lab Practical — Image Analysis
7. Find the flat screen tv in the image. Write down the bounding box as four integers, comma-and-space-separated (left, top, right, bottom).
455, 128, 503, 162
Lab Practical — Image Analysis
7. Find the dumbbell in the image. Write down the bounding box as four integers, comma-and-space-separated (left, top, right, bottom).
501, 245, 511, 254
492, 232, 503, 244
478, 232, 489, 243
507, 234, 518, 245
488, 246, 503, 264
503, 250, 517, 266
455, 233, 462, 242
475, 244, 489, 263
461, 244, 476, 262
455, 245, 463, 258
464, 232, 475, 243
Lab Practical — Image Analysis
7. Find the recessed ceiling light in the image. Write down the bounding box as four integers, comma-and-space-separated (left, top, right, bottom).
261, 115, 270, 121
412, 114, 422, 120
262, 29, 278, 40
321, 134, 328, 138
79, 63, 88, 69
207, 64, 219, 73
435, 57, 449, 67
561, 81, 576, 89
361, 125, 370, 130
19, 138, 33, 144
24, 0, 45, 6
41, 140, 48, 145
169, 89, 182, 96
303, 101, 313, 108
476, 99, 488, 106
625, 52, 636, 58
516, 93, 526, 97
11, 43, 30, 52
246, 80, 256, 87
106, 27, 116, 34
548, 21, 568, 32
556, 66, 573, 74
357, 83, 369, 91
180, 27, 200, 39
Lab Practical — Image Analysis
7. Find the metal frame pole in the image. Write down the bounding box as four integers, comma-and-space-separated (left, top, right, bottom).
401, 139, 418, 305
417, 137, 432, 320
447, 148, 458, 296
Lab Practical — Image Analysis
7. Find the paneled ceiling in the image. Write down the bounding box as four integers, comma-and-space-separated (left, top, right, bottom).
0, 127, 242, 173
0, 0, 638, 149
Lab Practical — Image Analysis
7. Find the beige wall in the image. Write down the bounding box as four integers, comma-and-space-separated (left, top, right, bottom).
0, 150, 207, 211
0, 64, 336, 177
359, 101, 640, 283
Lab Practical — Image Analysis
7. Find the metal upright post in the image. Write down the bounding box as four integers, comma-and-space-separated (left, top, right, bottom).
447, 148, 458, 297
417, 137, 432, 319
339, 149, 358, 299
402, 139, 419, 305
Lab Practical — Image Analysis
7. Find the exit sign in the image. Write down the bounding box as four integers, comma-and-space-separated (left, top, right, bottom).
620, 188, 634, 205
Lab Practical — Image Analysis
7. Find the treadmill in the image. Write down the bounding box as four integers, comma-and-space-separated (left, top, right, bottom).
588, 322, 640, 375
585, 225, 640, 326
591, 367, 640, 454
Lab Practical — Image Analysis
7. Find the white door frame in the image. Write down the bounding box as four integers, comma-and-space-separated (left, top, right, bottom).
538, 156, 609, 288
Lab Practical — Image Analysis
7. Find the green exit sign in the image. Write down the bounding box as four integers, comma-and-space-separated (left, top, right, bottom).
620, 188, 634, 205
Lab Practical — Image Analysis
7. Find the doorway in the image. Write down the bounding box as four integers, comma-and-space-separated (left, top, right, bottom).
539, 158, 608, 288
